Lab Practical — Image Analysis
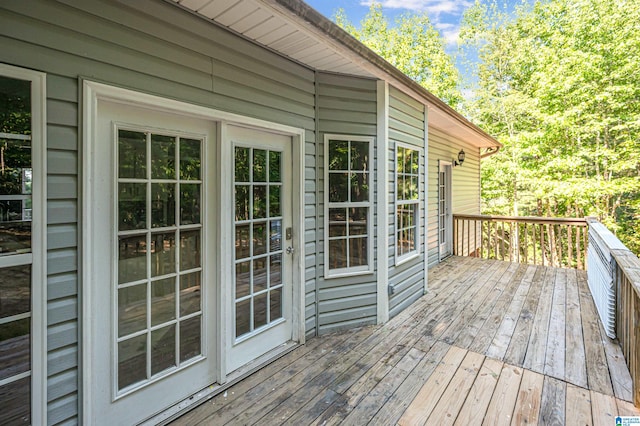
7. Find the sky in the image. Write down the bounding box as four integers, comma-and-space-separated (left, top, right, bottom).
303, 0, 477, 48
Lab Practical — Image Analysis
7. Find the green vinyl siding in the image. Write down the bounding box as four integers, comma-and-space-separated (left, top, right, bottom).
427, 127, 482, 268
387, 86, 426, 317
316, 72, 378, 334
1, 0, 319, 423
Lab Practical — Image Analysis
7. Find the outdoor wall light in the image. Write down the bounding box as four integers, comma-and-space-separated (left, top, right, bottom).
454, 149, 465, 167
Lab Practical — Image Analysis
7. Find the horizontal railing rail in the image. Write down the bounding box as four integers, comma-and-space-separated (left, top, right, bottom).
611, 248, 640, 406
453, 214, 588, 269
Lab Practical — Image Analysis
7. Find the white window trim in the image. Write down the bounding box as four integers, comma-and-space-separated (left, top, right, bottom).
0, 63, 47, 426
394, 142, 423, 266
323, 134, 374, 279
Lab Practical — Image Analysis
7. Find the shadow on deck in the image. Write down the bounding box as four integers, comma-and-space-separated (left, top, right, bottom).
174, 256, 640, 425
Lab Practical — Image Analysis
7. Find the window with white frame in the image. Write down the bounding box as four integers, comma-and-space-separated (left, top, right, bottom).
395, 144, 420, 262
0, 65, 45, 425
325, 135, 373, 277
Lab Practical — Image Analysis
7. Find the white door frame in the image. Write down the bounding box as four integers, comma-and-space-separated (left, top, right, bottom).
82, 81, 306, 422
438, 161, 453, 260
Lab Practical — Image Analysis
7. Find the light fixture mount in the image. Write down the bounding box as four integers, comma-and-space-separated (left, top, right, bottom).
454, 149, 465, 167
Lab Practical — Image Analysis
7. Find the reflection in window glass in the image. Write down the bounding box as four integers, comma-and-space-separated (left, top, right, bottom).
116, 130, 204, 391
234, 146, 285, 339
396, 146, 421, 260
0, 264, 30, 318
0, 75, 34, 424
326, 137, 371, 273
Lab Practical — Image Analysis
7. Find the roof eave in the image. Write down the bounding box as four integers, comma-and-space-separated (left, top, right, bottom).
264, 0, 502, 149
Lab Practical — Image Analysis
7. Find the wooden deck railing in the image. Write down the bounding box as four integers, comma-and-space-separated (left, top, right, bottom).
611, 247, 640, 406
453, 214, 588, 269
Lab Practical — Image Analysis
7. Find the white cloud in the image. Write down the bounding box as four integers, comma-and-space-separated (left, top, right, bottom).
359, 0, 473, 16
359, 1, 470, 46
435, 22, 460, 46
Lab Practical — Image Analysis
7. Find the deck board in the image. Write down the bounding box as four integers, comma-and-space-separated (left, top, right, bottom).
172, 257, 640, 426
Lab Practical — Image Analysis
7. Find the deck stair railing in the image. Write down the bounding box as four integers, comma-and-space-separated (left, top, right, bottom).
453, 214, 588, 269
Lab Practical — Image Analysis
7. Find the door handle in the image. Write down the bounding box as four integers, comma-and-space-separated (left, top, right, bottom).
286, 246, 294, 255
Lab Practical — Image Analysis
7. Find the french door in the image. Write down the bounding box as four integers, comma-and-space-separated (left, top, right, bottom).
438, 162, 453, 259
225, 125, 294, 374
86, 99, 217, 424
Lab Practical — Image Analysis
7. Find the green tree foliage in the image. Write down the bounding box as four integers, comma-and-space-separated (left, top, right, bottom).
460, 0, 640, 255
335, 4, 462, 107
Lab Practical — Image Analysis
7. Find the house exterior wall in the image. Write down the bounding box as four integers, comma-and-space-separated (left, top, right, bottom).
0, 0, 490, 422
387, 86, 426, 318
315, 72, 379, 334
1, 0, 322, 422
427, 127, 482, 268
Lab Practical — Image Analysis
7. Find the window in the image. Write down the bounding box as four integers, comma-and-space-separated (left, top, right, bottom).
116, 128, 203, 393
325, 135, 373, 277
396, 144, 421, 262
0, 65, 45, 425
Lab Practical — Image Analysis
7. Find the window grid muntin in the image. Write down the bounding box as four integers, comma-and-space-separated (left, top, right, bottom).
325, 136, 373, 276
233, 146, 284, 341
395, 144, 421, 262
115, 127, 203, 395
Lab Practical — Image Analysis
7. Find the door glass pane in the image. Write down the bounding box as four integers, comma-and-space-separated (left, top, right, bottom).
234, 146, 285, 339
119, 235, 147, 284
151, 134, 175, 179
180, 272, 201, 316
180, 138, 200, 180
116, 128, 204, 391
253, 293, 267, 329
118, 335, 147, 390
0, 318, 31, 380
269, 185, 281, 217
235, 261, 250, 298
118, 130, 146, 179
253, 186, 266, 219
180, 230, 200, 271
253, 258, 267, 292
234, 147, 250, 182
0, 375, 30, 425
235, 225, 250, 259
235, 185, 250, 221
235, 299, 250, 337
269, 151, 281, 182
151, 183, 175, 228
270, 255, 281, 287
180, 184, 200, 225
253, 222, 267, 256
119, 183, 146, 231
151, 278, 176, 326
253, 149, 267, 182
270, 289, 282, 321
118, 284, 147, 337
179, 316, 201, 362
151, 325, 176, 375
0, 264, 30, 318
151, 233, 175, 278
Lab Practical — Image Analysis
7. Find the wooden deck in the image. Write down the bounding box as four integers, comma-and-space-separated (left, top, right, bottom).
174, 257, 640, 425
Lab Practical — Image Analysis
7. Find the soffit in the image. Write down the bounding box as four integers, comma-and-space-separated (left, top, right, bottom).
171, 0, 375, 77
169, 0, 501, 149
